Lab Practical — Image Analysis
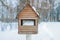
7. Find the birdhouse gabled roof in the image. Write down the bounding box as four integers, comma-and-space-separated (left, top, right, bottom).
16, 3, 40, 19
32, 6, 39, 17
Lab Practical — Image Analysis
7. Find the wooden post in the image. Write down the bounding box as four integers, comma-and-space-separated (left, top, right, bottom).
26, 34, 31, 40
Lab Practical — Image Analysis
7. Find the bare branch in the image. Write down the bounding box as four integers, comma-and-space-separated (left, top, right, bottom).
0, 0, 8, 8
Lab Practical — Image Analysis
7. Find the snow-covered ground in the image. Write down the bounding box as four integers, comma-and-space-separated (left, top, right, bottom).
0, 22, 60, 40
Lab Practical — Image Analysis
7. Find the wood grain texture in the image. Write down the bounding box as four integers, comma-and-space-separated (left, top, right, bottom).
18, 4, 39, 19
18, 4, 39, 34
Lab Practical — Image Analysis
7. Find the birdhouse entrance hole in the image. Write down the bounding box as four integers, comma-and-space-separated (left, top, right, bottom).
21, 19, 35, 26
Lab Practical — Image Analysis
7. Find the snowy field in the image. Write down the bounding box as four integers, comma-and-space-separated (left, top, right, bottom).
0, 22, 60, 40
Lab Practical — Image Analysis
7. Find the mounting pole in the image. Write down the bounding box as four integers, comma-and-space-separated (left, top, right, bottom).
26, 34, 31, 40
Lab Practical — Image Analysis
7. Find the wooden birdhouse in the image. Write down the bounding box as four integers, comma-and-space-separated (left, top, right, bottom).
17, 3, 40, 34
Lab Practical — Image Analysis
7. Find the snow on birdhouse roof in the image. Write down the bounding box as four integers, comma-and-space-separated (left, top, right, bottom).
32, 6, 39, 17
16, 3, 40, 19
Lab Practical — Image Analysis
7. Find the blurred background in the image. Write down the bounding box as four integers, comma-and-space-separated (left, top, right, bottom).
0, 0, 60, 40
0, 0, 60, 22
